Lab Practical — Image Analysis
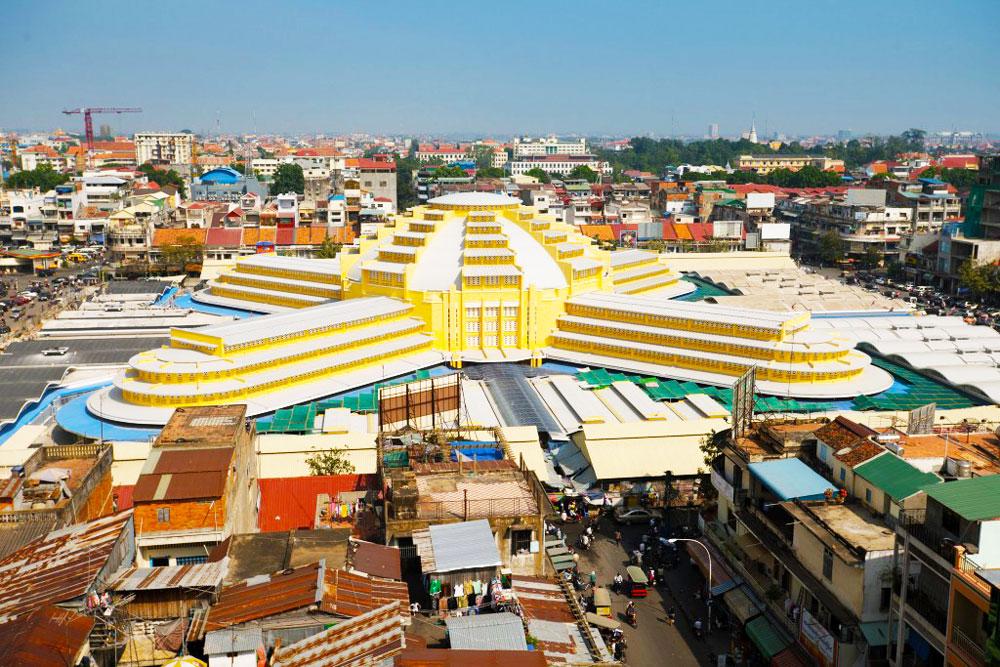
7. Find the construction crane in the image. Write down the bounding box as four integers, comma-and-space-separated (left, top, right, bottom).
62, 106, 142, 151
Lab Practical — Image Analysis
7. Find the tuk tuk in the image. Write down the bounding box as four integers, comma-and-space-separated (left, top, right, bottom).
592, 587, 612, 617
585, 611, 622, 639
625, 565, 648, 598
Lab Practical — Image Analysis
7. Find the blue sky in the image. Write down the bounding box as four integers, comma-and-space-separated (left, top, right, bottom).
2, 0, 998, 137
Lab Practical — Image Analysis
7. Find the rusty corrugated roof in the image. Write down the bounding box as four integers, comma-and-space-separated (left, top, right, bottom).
323, 568, 409, 618
271, 601, 406, 667
0, 605, 95, 666
112, 557, 229, 591
0, 511, 133, 621
351, 540, 402, 580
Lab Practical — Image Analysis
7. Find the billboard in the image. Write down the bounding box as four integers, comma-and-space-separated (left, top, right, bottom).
907, 403, 936, 435
618, 229, 638, 248
731, 367, 756, 439
746, 192, 775, 210
378, 373, 461, 432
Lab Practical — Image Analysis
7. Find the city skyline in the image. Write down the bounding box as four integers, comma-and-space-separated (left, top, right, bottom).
2, 0, 998, 137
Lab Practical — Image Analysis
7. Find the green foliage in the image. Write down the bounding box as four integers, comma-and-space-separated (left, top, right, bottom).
700, 430, 721, 468
476, 167, 506, 179
822, 130, 925, 168
817, 230, 847, 265
915, 166, 978, 189
270, 163, 305, 195
160, 235, 203, 267
396, 156, 420, 210
600, 137, 820, 175
315, 236, 341, 259
433, 165, 467, 179
685, 165, 841, 188
305, 448, 356, 476
524, 168, 551, 184
567, 165, 599, 183
5, 164, 69, 191
959, 261, 1000, 303
467, 145, 496, 170
229, 161, 246, 174
863, 244, 882, 270
138, 163, 186, 197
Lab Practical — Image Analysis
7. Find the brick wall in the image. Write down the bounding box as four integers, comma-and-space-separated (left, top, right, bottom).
134, 493, 228, 535
78, 470, 114, 521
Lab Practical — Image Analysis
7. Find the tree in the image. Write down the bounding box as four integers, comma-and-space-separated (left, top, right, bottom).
305, 448, 356, 476
270, 163, 305, 194
160, 235, 203, 267
230, 161, 247, 174
477, 167, 506, 179
817, 230, 846, 265
138, 163, 187, 197
567, 165, 599, 183
5, 164, 69, 191
396, 156, 419, 210
863, 244, 882, 270
467, 145, 496, 171
433, 165, 467, 179
315, 235, 341, 259
700, 430, 721, 468
959, 260, 1000, 304
524, 168, 551, 184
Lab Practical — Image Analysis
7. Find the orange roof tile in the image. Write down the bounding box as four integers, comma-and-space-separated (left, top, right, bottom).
580, 224, 614, 241
152, 228, 207, 247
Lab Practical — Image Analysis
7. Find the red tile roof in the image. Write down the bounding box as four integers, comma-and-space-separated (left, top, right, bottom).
259, 475, 376, 532
205, 227, 243, 248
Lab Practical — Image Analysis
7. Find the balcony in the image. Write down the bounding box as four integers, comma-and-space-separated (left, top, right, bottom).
952, 626, 987, 666
897, 509, 959, 564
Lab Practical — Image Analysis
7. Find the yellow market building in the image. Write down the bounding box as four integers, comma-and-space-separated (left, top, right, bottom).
90, 193, 893, 425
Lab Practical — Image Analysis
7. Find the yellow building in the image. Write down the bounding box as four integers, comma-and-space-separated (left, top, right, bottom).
91, 193, 892, 425
736, 154, 845, 174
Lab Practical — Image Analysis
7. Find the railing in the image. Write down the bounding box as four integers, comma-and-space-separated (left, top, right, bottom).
903, 584, 948, 634
957, 553, 992, 596
898, 509, 959, 563
411, 496, 539, 522
952, 626, 987, 666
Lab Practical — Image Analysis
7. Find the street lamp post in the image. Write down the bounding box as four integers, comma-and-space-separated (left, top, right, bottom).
668, 537, 713, 635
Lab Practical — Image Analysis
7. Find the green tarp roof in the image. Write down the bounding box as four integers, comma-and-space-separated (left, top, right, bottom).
745, 615, 792, 659
854, 453, 941, 501
925, 475, 1000, 522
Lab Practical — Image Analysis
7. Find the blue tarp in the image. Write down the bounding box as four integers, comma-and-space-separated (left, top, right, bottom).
748, 458, 834, 501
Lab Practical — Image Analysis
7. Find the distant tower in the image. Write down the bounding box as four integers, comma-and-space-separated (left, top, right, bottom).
709, 123, 720, 140
748, 119, 758, 144
99, 123, 111, 139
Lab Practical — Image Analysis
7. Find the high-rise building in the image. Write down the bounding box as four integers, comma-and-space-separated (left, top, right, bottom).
709, 123, 719, 140
99, 123, 112, 138
134, 132, 194, 166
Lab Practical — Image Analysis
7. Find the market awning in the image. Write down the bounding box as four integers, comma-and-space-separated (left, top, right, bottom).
684, 540, 735, 595
745, 615, 792, 659
722, 586, 764, 625
770, 646, 811, 667
860, 621, 891, 647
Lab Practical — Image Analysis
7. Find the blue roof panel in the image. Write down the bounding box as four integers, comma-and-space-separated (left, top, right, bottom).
748, 458, 834, 501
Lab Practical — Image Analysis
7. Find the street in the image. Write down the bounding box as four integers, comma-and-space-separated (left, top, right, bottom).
563, 517, 732, 666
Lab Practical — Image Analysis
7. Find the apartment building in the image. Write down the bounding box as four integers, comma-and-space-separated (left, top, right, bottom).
737, 154, 845, 174
891, 475, 1000, 666
132, 405, 258, 566
708, 418, 933, 666
415, 145, 467, 163
780, 188, 911, 264
888, 178, 962, 232
512, 136, 588, 157
19, 145, 71, 172
135, 132, 194, 166
354, 157, 397, 211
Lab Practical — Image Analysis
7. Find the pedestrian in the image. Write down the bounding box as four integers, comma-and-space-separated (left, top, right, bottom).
589, 570, 597, 586
614, 530, 622, 545
693, 617, 704, 640
648, 567, 655, 586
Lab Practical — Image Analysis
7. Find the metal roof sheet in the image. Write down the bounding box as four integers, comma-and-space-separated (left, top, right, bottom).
853, 454, 941, 501
0, 510, 133, 622
446, 612, 527, 651
204, 627, 263, 655
258, 475, 376, 532
112, 557, 229, 592
748, 458, 835, 501
271, 601, 406, 667
924, 474, 1000, 521
0, 605, 95, 665
427, 520, 502, 573
351, 540, 402, 580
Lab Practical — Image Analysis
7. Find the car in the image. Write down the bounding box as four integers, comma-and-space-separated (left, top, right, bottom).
0, 325, 9, 335
13, 295, 31, 306
613, 507, 663, 525
9, 307, 23, 319
41, 346, 70, 356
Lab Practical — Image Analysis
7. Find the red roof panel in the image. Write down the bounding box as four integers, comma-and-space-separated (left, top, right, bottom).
205, 227, 242, 248
275, 227, 295, 246
259, 475, 376, 532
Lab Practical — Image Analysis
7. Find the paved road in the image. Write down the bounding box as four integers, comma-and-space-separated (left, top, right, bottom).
563, 517, 731, 666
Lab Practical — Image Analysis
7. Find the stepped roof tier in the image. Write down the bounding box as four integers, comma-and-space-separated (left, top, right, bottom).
102, 193, 891, 424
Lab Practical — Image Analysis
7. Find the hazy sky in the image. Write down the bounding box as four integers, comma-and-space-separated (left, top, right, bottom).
2, 0, 998, 137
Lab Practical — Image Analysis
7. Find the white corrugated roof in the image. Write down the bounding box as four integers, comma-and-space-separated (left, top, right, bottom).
427, 519, 502, 573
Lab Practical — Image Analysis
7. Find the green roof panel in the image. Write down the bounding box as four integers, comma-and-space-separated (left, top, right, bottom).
854, 454, 941, 501
924, 475, 1000, 522
745, 615, 792, 659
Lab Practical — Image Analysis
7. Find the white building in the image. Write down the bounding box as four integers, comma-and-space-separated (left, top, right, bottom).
415, 148, 467, 163
508, 155, 611, 177
134, 132, 193, 166
512, 136, 588, 157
